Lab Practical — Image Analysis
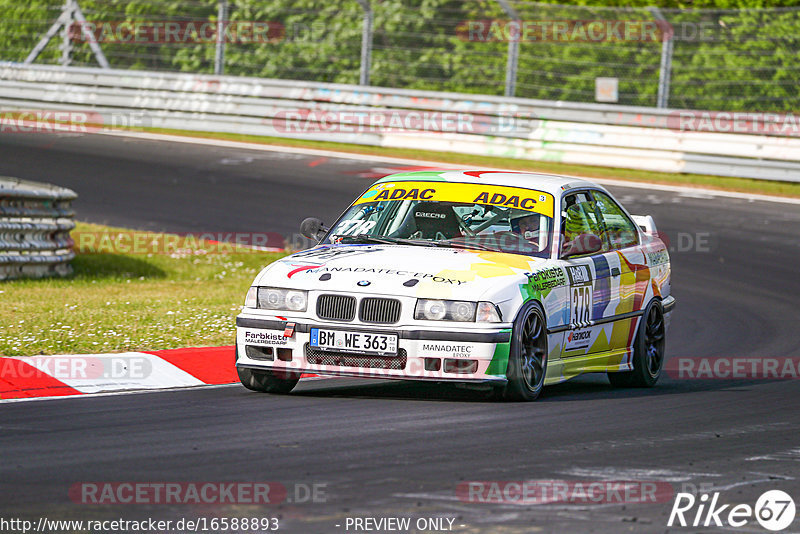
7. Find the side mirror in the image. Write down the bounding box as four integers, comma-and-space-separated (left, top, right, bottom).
300, 217, 328, 242
561, 233, 602, 258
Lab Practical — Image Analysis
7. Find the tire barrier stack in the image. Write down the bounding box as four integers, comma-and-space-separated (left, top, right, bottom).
0, 177, 76, 280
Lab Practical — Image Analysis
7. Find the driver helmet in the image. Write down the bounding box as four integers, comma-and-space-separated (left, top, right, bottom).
510, 212, 540, 241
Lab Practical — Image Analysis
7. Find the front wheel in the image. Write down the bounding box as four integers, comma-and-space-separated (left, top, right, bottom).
608, 299, 665, 388
497, 302, 548, 401
237, 367, 300, 394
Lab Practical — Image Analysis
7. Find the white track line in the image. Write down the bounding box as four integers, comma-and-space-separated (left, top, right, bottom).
100, 130, 800, 206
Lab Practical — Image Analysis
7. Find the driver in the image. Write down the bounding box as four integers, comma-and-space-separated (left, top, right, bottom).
510, 212, 540, 243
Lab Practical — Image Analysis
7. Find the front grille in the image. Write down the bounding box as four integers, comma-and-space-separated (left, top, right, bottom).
305, 344, 407, 370
358, 297, 400, 324
359, 297, 402, 324
316, 294, 356, 322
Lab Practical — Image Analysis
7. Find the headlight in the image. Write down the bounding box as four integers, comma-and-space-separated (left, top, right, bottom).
415, 299, 502, 322
244, 286, 258, 308
285, 290, 307, 311
450, 301, 477, 322
257, 287, 308, 312
417, 299, 449, 320
411, 300, 461, 321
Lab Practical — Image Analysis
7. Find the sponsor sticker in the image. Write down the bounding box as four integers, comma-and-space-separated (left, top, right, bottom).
421, 343, 475, 358
286, 264, 468, 285
646, 248, 669, 265
566, 265, 592, 286
355, 181, 555, 218
243, 330, 288, 346
528, 267, 566, 290
565, 329, 595, 351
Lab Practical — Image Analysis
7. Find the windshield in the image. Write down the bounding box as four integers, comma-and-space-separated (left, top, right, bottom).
324, 181, 555, 257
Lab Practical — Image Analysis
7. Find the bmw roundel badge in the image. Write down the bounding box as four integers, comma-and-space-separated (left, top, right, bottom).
357, 280, 371, 287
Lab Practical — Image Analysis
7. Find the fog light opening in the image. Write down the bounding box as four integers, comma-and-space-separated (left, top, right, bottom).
277, 348, 293, 362
245, 345, 274, 361
444, 359, 478, 374
423, 357, 441, 372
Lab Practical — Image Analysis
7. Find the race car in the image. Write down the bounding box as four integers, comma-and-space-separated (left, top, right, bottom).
235, 170, 674, 401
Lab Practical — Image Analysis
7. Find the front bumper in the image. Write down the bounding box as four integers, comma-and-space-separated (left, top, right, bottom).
235, 313, 512, 384
662, 295, 676, 331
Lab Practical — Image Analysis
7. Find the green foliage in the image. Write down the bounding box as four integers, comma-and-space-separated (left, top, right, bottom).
0, 0, 798, 111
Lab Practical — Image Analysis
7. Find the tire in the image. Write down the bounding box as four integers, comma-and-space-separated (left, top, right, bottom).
608, 299, 665, 388
497, 302, 548, 401
237, 367, 300, 394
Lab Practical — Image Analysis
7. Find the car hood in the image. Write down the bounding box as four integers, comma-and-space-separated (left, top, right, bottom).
255, 244, 549, 301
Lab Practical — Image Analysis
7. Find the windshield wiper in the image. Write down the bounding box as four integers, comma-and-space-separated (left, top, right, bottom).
336, 234, 436, 247
338, 234, 498, 251
432, 239, 497, 252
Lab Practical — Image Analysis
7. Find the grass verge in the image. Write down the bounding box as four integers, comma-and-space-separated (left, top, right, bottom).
1, 222, 285, 357
143, 126, 800, 199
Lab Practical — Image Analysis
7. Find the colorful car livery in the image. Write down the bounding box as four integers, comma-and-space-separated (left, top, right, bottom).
235, 170, 674, 401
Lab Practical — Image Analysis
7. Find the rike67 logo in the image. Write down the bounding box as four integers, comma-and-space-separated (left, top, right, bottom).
668, 490, 796, 531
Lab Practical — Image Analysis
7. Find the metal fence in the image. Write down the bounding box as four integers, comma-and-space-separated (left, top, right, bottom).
2, 63, 800, 182
2, 0, 798, 112
0, 177, 76, 280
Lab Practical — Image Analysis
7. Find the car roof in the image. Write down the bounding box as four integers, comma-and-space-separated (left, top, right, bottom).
373, 170, 603, 197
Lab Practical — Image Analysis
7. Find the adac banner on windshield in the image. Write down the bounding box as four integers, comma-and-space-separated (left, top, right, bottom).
355, 181, 555, 218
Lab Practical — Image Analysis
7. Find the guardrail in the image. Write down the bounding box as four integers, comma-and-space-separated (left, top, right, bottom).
0, 177, 76, 280
1, 63, 799, 182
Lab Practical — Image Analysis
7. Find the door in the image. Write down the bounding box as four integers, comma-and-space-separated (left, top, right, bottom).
590, 190, 650, 361
560, 192, 617, 357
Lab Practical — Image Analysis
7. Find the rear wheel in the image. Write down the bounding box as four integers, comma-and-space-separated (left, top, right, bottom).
497, 302, 548, 401
237, 367, 300, 394
608, 299, 665, 388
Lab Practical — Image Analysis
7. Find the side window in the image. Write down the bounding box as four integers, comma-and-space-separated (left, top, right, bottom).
592, 191, 639, 250
561, 192, 604, 250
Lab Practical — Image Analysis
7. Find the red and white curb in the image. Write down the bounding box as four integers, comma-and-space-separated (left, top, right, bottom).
0, 347, 321, 402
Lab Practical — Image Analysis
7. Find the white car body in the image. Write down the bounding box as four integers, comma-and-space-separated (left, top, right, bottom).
235, 170, 674, 397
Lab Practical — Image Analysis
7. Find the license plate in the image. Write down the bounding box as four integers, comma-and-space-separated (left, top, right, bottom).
310, 328, 398, 356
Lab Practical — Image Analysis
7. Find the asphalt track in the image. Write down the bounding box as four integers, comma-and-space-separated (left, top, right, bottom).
1, 132, 800, 533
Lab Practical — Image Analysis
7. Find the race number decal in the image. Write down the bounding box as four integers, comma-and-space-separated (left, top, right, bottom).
571, 286, 592, 324
333, 219, 377, 236
567, 265, 593, 325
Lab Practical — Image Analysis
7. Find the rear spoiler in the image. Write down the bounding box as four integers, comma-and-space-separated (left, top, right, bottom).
631, 215, 657, 235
